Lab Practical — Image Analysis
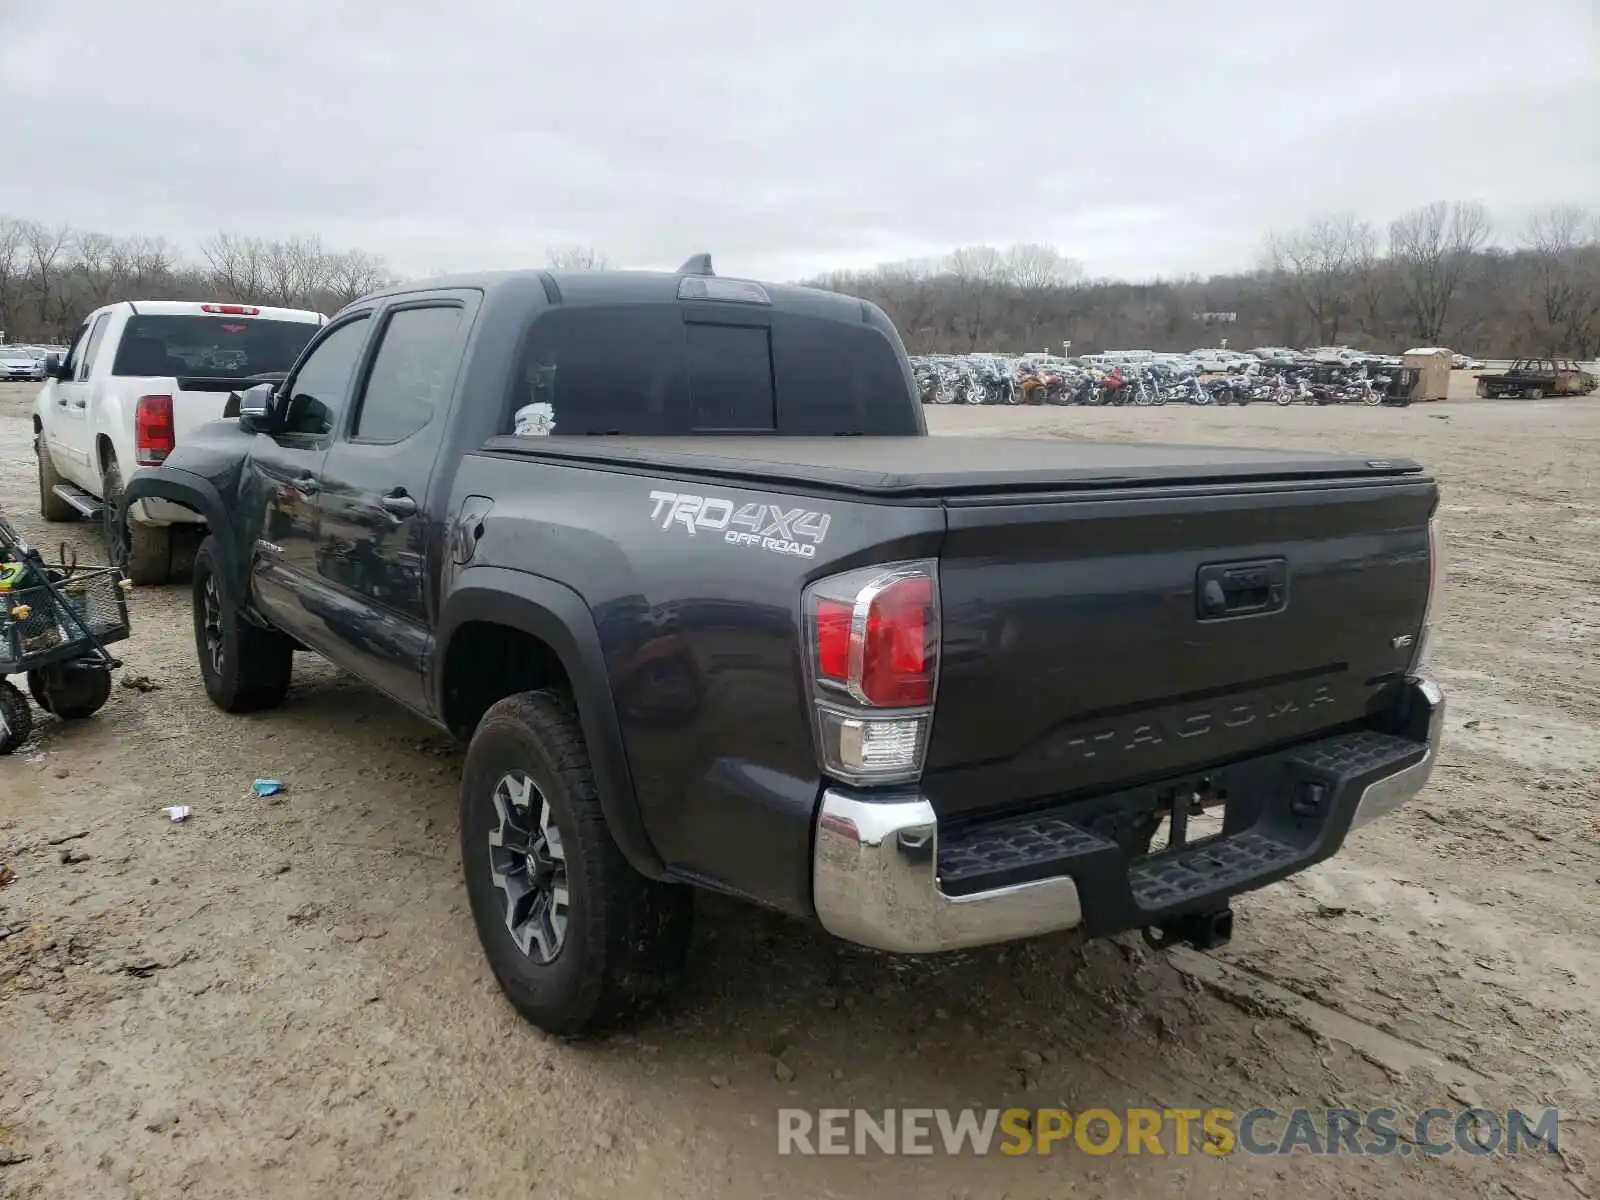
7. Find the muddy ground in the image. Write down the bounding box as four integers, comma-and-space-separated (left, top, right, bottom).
1, 381, 1596, 1199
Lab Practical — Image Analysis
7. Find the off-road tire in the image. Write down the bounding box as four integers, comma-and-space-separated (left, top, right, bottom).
192, 535, 293, 713
27, 663, 113, 720
460, 689, 694, 1038
0, 681, 33, 755
36, 433, 77, 522
101, 459, 171, 585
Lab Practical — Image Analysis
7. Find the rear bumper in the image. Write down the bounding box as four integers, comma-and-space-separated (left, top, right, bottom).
812, 676, 1443, 954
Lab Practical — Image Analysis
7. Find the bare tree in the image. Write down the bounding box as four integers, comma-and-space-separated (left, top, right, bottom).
943, 245, 1008, 350
1520, 205, 1600, 357
1265, 215, 1371, 344
1388, 201, 1491, 344
201, 232, 269, 302
324, 249, 393, 307
0, 218, 26, 339
124, 236, 176, 292
546, 245, 609, 270
262, 237, 328, 307
1003, 243, 1083, 291
24, 221, 73, 328
76, 231, 128, 306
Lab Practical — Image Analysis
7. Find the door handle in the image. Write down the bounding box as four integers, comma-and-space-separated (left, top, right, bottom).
292, 474, 319, 496
379, 492, 417, 519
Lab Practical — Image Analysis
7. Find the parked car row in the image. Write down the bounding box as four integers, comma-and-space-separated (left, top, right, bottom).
1, 344, 69, 381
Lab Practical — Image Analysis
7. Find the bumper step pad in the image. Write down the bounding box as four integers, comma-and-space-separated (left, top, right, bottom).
933, 727, 1428, 927
1128, 830, 1296, 908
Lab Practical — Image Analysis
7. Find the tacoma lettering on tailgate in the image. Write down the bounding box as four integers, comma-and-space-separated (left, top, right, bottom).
647, 490, 831, 559
1052, 684, 1339, 761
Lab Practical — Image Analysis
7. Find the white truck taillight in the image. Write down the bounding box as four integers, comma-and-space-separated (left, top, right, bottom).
134, 394, 175, 465
1412, 514, 1444, 673
802, 560, 939, 786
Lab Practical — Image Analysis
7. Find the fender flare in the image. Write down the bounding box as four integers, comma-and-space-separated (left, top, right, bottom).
434, 567, 665, 879
119, 467, 240, 590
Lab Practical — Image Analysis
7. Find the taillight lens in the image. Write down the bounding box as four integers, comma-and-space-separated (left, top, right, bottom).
134, 394, 175, 465
201, 304, 260, 315
803, 561, 939, 785
1411, 515, 1444, 673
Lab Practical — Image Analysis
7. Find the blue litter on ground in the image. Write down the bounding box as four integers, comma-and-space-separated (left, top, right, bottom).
253, 779, 286, 797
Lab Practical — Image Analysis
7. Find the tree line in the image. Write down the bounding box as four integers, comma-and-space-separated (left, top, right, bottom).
809, 202, 1600, 359
3, 202, 1597, 358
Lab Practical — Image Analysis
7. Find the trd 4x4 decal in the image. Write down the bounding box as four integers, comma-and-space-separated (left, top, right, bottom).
647, 490, 831, 559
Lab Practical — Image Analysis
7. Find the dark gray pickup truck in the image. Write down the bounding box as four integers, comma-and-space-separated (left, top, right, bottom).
123, 260, 1445, 1036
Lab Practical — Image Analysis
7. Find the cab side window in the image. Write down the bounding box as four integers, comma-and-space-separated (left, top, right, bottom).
59, 322, 89, 377
279, 316, 371, 437
77, 314, 111, 381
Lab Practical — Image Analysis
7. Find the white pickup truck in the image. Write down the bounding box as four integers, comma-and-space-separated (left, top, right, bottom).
33, 300, 325, 582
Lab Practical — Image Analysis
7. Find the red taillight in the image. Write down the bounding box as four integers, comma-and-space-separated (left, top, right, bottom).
859, 575, 934, 705
802, 562, 940, 786
135, 394, 175, 465
201, 304, 259, 315
815, 599, 853, 682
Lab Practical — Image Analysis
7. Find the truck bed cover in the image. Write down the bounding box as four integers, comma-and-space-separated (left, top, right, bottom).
479, 434, 1424, 499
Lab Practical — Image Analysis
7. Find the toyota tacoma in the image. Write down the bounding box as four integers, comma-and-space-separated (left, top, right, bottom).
121, 259, 1446, 1037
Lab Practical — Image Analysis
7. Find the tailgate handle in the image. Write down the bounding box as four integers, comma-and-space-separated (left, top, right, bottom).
1197, 558, 1287, 620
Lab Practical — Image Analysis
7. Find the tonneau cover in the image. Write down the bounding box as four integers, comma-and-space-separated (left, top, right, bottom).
479, 434, 1423, 498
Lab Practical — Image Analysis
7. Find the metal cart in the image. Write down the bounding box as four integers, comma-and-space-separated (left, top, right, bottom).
0, 507, 132, 755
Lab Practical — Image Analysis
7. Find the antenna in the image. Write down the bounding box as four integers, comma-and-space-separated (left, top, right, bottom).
677, 253, 714, 276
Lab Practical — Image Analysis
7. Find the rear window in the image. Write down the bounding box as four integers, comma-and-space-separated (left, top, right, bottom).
111, 314, 320, 379
507, 303, 916, 436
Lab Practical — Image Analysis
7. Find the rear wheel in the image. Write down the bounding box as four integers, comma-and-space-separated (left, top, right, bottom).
1526, 388, 1544, 400
192, 536, 293, 713
101, 459, 171, 585
461, 689, 694, 1037
36, 432, 77, 522
27, 663, 113, 720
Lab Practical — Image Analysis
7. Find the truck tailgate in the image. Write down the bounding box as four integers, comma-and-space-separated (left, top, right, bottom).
923, 477, 1436, 821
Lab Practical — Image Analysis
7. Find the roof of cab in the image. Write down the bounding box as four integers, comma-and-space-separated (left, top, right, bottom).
352, 267, 877, 325
100, 299, 325, 322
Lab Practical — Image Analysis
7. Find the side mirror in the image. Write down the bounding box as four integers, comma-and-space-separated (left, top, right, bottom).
238, 382, 279, 433
44, 354, 68, 381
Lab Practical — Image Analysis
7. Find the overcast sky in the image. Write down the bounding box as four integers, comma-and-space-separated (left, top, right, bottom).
2, 0, 1595, 282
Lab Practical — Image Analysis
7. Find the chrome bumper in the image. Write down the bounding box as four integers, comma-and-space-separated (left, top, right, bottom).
1348, 676, 1444, 829
811, 675, 1444, 955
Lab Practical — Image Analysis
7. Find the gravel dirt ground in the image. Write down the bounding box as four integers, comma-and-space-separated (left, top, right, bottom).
1, 379, 1597, 1199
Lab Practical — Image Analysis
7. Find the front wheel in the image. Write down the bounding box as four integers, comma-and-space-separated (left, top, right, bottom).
0, 681, 32, 755
192, 536, 293, 713
460, 689, 694, 1038
36, 433, 77, 522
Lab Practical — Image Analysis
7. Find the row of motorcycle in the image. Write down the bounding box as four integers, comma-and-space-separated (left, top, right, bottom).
911, 355, 1406, 407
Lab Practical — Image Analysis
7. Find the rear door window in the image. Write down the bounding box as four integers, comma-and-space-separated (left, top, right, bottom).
512, 305, 689, 436
351, 305, 465, 442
